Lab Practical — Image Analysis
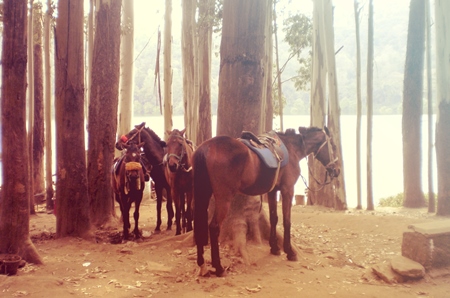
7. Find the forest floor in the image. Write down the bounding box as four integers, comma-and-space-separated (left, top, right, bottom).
1, 191, 450, 298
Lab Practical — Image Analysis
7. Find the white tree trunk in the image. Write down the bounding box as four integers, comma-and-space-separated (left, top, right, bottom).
118, 0, 134, 143
164, 0, 173, 140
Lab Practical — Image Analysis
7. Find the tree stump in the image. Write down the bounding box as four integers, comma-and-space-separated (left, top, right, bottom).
402, 220, 450, 270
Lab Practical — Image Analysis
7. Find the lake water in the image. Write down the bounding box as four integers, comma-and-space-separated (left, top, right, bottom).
0, 114, 436, 209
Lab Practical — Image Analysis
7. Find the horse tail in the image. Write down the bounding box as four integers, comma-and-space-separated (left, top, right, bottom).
193, 146, 212, 247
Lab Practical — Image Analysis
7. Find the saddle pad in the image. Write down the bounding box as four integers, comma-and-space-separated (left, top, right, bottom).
240, 134, 289, 169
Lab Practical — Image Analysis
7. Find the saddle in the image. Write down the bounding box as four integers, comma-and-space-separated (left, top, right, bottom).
239, 131, 289, 169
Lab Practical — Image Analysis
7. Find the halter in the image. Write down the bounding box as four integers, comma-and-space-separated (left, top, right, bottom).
301, 129, 338, 192
120, 125, 145, 148
164, 135, 192, 172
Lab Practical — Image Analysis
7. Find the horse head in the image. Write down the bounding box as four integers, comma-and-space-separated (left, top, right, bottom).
164, 128, 188, 173
299, 126, 340, 179
122, 141, 145, 181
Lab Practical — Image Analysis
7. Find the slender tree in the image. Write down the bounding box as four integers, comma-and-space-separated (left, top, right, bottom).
366, 0, 374, 210
322, 0, 346, 209
273, 0, 284, 131
425, 0, 435, 213
87, 0, 121, 227
402, 0, 426, 208
354, 0, 363, 210
32, 2, 46, 209
0, 0, 42, 264
28, 0, 36, 214
118, 0, 134, 138
197, 0, 214, 144
54, 0, 91, 238
435, 0, 450, 216
182, 0, 198, 142
44, 0, 54, 211
163, 0, 173, 140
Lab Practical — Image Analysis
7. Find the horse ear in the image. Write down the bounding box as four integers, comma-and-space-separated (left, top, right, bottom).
181, 128, 186, 136
160, 141, 167, 148
135, 122, 146, 129
298, 127, 306, 135
324, 126, 330, 136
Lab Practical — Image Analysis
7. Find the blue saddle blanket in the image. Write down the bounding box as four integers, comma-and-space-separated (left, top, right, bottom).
239, 132, 289, 169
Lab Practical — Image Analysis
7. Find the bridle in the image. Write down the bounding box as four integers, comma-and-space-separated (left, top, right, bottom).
301, 129, 338, 192
164, 135, 192, 172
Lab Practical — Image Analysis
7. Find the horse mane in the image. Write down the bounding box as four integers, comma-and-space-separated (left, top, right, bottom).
298, 126, 322, 136
143, 127, 163, 143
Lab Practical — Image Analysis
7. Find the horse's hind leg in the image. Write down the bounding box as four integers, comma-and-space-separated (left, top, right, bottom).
185, 191, 193, 232
268, 191, 281, 255
122, 198, 132, 240
154, 185, 163, 232
209, 197, 230, 277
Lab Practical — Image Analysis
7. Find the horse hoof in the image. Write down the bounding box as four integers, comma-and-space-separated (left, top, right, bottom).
198, 264, 210, 277
215, 269, 227, 277
270, 248, 281, 256
287, 254, 298, 261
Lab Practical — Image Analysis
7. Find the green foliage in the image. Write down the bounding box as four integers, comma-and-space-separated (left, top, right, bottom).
378, 192, 435, 207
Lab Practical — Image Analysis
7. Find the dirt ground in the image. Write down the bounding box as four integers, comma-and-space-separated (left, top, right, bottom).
1, 192, 450, 298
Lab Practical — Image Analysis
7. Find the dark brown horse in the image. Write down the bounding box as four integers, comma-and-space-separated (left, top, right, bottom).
193, 126, 340, 277
112, 141, 145, 241
163, 129, 195, 235
116, 123, 174, 232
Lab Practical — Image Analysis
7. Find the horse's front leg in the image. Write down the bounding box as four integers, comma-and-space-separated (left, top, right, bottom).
154, 185, 163, 232
281, 188, 297, 261
173, 189, 182, 236
267, 191, 280, 256
165, 185, 174, 230
133, 193, 142, 239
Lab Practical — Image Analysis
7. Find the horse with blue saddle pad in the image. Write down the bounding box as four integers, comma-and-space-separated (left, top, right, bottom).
193, 126, 340, 277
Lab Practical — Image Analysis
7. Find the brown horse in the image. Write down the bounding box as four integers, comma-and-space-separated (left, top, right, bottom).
116, 123, 174, 232
163, 129, 195, 235
193, 126, 340, 277
112, 141, 145, 241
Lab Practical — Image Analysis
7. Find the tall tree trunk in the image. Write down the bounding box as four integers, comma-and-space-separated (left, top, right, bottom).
308, 0, 327, 205
354, 0, 362, 210
197, 0, 214, 145
262, 0, 273, 132
425, 0, 435, 213
118, 0, 134, 138
163, 0, 173, 140
87, 0, 121, 227
435, 0, 450, 216
55, 0, 91, 238
33, 2, 46, 209
0, 0, 42, 264
85, 0, 95, 123
273, 0, 284, 132
44, 0, 54, 211
322, 0, 346, 210
182, 0, 198, 143
28, 0, 36, 214
366, 0, 374, 211
217, 0, 271, 262
402, 0, 426, 208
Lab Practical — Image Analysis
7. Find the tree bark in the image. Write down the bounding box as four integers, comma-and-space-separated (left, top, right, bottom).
33, 3, 46, 208
0, 0, 42, 264
87, 0, 121, 227
28, 0, 35, 214
118, 0, 134, 139
435, 0, 450, 216
55, 0, 91, 238
402, 0, 426, 208
197, 0, 214, 145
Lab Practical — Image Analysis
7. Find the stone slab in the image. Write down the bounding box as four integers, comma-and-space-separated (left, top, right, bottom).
407, 220, 450, 236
